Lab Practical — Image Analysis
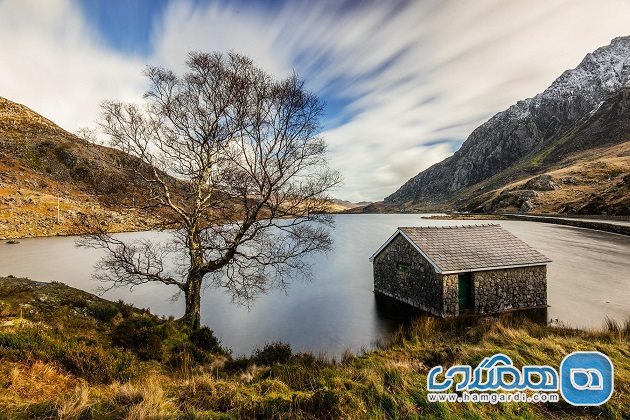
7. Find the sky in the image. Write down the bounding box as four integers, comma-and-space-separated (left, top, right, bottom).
1, 0, 630, 201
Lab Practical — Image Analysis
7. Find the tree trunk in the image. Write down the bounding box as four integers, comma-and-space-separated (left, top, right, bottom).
183, 272, 203, 331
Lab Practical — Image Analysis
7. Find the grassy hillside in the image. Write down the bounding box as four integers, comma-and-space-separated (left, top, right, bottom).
0, 97, 159, 239
356, 140, 630, 216
0, 277, 627, 419
460, 141, 630, 215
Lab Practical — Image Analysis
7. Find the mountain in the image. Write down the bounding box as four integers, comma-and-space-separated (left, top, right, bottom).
0, 97, 155, 239
385, 36, 630, 215
325, 198, 373, 212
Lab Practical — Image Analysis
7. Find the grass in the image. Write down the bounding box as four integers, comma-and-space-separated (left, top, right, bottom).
0, 277, 628, 419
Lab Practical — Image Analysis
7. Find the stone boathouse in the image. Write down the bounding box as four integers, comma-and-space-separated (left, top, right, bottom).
369, 224, 551, 317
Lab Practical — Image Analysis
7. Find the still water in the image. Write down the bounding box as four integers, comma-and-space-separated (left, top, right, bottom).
1, 214, 629, 355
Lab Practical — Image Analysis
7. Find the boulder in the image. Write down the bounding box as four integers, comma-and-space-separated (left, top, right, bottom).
481, 189, 539, 212
520, 200, 534, 213
561, 176, 578, 184
523, 174, 559, 191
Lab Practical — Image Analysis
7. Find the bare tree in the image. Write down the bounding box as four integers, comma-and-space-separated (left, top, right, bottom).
75, 126, 102, 146
78, 52, 341, 330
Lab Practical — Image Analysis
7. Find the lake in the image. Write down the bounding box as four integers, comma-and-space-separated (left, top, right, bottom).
1, 214, 629, 356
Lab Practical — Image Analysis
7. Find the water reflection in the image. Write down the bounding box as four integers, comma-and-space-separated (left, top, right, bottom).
373, 293, 424, 320
373, 293, 549, 328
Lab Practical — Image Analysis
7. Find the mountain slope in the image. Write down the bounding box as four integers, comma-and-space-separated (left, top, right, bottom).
0, 97, 156, 239
385, 36, 630, 213
457, 86, 630, 215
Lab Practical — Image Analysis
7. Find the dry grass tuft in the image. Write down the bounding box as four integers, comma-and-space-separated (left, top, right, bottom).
111, 375, 175, 420
56, 385, 91, 419
8, 361, 77, 401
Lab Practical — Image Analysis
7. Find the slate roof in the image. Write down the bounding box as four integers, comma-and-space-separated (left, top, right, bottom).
371, 224, 551, 274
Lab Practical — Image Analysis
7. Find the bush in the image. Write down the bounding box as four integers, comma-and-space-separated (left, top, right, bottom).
60, 342, 138, 383
0, 328, 48, 358
291, 352, 319, 367
63, 294, 88, 309
56, 146, 77, 167
252, 342, 292, 365
110, 318, 163, 361
223, 356, 251, 373
295, 389, 341, 419
166, 341, 211, 374
88, 302, 119, 322
0, 328, 138, 384
190, 326, 221, 353
116, 300, 135, 318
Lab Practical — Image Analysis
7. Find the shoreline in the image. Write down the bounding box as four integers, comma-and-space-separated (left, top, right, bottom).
422, 213, 630, 236
1, 226, 153, 242
4, 212, 630, 241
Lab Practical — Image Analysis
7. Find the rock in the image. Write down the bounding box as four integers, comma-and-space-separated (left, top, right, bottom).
480, 189, 539, 212
523, 174, 559, 191
513, 189, 539, 199
562, 176, 578, 184
520, 200, 534, 212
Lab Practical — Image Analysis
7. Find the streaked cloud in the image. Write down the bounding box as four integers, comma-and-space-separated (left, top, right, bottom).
0, 0, 146, 132
1, 0, 630, 201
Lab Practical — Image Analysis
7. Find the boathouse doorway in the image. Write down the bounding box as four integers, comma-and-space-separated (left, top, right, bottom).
458, 272, 473, 311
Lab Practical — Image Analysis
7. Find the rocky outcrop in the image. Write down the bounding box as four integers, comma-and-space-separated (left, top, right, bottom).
386, 36, 630, 207
478, 189, 539, 213
523, 174, 559, 191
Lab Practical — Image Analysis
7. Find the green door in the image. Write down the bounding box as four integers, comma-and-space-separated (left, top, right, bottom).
458, 273, 473, 311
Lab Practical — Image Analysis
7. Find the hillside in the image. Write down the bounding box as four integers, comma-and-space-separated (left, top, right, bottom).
0, 96, 357, 237
323, 198, 373, 213
459, 86, 630, 215
0, 97, 158, 239
0, 277, 628, 418
385, 36, 630, 215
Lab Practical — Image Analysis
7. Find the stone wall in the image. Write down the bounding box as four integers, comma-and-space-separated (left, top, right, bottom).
372, 234, 444, 316
472, 265, 547, 314
442, 274, 459, 317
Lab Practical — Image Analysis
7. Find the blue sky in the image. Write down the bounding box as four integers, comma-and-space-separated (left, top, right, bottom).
1, 0, 630, 201
77, 0, 171, 55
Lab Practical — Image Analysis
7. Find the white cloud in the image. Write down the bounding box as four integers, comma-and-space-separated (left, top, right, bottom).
1, 0, 630, 201
0, 0, 146, 131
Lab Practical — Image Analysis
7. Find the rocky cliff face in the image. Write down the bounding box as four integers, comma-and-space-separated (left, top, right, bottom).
386, 36, 630, 206
461, 87, 630, 216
